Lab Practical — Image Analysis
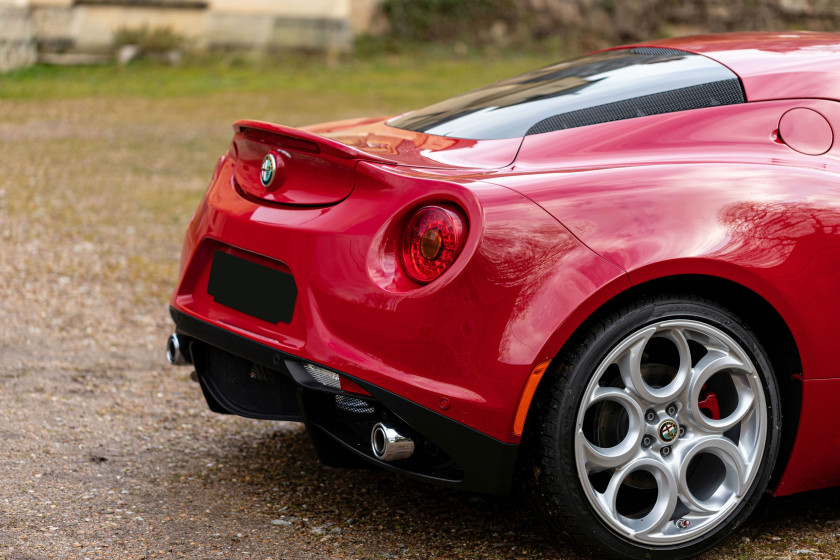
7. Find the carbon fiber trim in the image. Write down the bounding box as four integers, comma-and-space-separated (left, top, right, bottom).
526, 79, 745, 135
631, 47, 688, 56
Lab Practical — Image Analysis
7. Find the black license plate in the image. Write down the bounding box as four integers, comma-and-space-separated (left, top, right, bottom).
207, 250, 297, 324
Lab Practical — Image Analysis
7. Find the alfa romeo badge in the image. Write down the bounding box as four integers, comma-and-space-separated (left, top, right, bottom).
260, 153, 277, 188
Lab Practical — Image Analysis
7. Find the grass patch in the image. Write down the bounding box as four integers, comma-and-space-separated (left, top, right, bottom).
0, 51, 557, 103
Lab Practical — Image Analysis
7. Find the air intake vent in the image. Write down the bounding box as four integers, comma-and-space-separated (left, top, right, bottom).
631, 47, 688, 56
526, 79, 745, 135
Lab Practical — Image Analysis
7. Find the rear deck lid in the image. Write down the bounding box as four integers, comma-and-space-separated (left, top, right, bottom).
233, 120, 395, 206
233, 119, 521, 207
307, 117, 524, 169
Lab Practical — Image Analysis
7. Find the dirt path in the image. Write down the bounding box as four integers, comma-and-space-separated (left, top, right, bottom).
1, 96, 838, 560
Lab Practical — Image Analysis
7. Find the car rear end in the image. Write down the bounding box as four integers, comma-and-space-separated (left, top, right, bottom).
167, 41, 762, 496
166, 118, 609, 494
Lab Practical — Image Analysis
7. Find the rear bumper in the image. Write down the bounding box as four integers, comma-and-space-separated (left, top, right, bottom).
171, 306, 519, 495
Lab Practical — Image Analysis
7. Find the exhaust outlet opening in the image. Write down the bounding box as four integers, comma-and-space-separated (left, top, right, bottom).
166, 334, 190, 366
371, 422, 414, 461
372, 426, 388, 456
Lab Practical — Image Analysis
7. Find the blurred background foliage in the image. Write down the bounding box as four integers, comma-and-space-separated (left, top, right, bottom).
378, 0, 520, 45
360, 0, 840, 56
2, 0, 839, 100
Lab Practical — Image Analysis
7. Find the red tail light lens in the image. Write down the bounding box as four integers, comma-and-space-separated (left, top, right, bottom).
401, 205, 467, 284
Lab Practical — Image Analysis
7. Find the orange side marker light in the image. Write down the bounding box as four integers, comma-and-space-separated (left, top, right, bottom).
513, 359, 551, 436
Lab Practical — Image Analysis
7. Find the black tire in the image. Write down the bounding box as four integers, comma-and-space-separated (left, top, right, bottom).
523, 294, 781, 560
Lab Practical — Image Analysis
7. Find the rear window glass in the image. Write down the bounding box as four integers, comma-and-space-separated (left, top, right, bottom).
388, 48, 745, 140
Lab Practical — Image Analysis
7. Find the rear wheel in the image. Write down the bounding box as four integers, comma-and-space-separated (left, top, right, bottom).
525, 295, 781, 559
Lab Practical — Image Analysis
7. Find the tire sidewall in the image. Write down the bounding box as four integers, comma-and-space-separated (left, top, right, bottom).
543, 297, 781, 559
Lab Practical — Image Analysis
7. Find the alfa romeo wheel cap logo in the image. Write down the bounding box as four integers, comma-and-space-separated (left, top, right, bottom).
260, 153, 277, 188
659, 419, 678, 443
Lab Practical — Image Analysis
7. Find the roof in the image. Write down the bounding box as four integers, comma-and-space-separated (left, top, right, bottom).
634, 32, 840, 102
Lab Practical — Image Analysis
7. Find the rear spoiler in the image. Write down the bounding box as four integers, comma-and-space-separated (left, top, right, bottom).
234, 120, 397, 164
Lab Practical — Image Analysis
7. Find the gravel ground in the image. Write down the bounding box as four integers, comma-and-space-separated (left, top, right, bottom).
2, 93, 840, 560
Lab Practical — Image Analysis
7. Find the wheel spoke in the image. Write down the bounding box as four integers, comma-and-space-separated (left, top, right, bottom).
591, 386, 640, 404
659, 327, 692, 374
599, 458, 679, 537
616, 325, 692, 404
616, 327, 655, 400
650, 322, 694, 400
581, 439, 634, 470
688, 350, 756, 432
692, 349, 746, 386
707, 389, 755, 433
678, 436, 748, 513
636, 473, 680, 538
579, 387, 644, 470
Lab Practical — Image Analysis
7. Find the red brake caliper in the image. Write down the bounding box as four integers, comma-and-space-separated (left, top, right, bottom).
698, 384, 720, 420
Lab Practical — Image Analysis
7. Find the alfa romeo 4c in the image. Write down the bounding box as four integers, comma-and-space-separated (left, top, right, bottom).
166, 33, 840, 558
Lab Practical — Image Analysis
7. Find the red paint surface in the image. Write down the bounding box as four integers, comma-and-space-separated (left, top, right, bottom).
174, 152, 627, 443
173, 32, 840, 497
502, 96, 840, 495
774, 378, 840, 496
233, 131, 356, 205
778, 108, 834, 155
309, 118, 525, 170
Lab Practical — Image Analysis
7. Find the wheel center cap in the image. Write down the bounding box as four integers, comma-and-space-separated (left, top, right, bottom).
658, 419, 679, 443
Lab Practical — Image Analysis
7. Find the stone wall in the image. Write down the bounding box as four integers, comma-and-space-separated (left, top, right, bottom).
4, 0, 371, 67
0, 4, 37, 72
3, 0, 840, 73
27, 0, 357, 55
518, 0, 840, 50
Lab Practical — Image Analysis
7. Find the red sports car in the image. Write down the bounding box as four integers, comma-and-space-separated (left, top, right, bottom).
167, 32, 840, 559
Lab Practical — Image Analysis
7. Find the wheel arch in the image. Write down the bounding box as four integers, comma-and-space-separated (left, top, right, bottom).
522, 273, 802, 490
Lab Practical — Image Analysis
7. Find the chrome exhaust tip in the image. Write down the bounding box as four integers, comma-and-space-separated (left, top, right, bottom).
371, 422, 414, 461
166, 334, 189, 366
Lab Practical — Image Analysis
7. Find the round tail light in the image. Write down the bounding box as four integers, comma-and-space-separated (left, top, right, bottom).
401, 205, 467, 284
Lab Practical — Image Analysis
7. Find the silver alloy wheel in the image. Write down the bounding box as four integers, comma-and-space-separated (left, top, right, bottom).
575, 319, 767, 545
